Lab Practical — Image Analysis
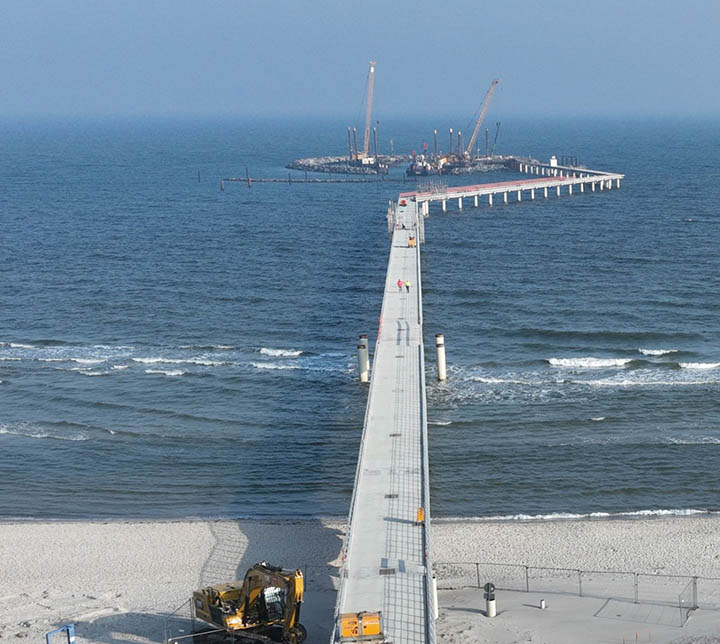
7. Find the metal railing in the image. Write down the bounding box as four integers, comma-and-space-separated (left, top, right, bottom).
434, 561, 720, 614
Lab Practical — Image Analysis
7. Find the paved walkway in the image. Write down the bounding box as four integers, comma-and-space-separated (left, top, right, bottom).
333, 199, 435, 644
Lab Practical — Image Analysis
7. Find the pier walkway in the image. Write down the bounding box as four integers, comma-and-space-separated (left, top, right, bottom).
405, 166, 624, 214
332, 160, 623, 644
332, 199, 435, 644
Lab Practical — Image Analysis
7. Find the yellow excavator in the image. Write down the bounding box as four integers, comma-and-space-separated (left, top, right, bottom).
192, 562, 307, 644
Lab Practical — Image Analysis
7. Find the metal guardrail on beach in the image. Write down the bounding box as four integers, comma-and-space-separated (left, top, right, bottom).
433, 561, 720, 626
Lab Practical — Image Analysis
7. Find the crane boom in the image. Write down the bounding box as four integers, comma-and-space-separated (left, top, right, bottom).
362, 61, 376, 158
465, 78, 499, 157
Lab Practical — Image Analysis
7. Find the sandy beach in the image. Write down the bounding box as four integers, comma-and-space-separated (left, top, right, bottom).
2, 515, 720, 643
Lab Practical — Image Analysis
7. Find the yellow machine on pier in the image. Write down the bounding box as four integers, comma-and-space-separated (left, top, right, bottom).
192, 562, 307, 644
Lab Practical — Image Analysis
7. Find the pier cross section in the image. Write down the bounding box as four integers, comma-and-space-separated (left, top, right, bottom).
333, 199, 435, 644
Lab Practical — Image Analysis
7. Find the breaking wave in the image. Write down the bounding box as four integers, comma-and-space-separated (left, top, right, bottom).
638, 348, 678, 356
259, 347, 303, 357
548, 357, 633, 368
436, 508, 714, 522
251, 362, 299, 370
145, 369, 185, 377
680, 362, 720, 370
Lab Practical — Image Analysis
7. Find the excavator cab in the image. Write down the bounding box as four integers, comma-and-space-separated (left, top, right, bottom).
193, 562, 306, 644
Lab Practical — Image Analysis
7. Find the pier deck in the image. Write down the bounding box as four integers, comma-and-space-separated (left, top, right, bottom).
333, 199, 434, 644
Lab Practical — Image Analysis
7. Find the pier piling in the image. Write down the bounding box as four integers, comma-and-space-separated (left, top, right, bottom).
435, 334, 447, 381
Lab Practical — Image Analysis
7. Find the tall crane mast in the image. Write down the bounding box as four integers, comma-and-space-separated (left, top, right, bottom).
362, 61, 376, 159
465, 78, 500, 158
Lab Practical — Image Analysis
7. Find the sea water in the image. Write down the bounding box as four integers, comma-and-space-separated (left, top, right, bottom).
1, 115, 718, 520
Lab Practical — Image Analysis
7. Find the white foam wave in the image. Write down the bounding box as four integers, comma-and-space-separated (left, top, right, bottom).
0, 424, 89, 441
251, 362, 298, 370
666, 436, 720, 445
583, 377, 714, 387
472, 376, 537, 385
0, 357, 21, 361
78, 370, 109, 376
145, 369, 185, 377
39, 358, 66, 362
429, 420, 452, 426
71, 358, 106, 365
549, 357, 632, 368
436, 508, 712, 523
112, 365, 129, 370
259, 348, 303, 358
132, 357, 225, 366
680, 362, 720, 370
638, 348, 678, 356
590, 417, 606, 421
9, 343, 35, 349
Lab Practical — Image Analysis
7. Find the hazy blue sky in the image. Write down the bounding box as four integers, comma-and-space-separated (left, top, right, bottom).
2, 0, 719, 118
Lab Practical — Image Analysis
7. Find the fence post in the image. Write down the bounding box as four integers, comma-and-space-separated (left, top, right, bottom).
578, 570, 583, 597
693, 576, 698, 609
634, 573, 639, 604
475, 563, 481, 589
525, 566, 530, 593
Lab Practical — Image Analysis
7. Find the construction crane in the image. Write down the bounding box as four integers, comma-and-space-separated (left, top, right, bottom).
465, 78, 500, 158
490, 121, 501, 155
362, 61, 376, 159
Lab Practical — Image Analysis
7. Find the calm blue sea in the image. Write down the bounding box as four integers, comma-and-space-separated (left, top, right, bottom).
1, 115, 719, 520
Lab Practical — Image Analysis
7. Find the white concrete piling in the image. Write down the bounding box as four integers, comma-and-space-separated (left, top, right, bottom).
474, 195, 478, 207
517, 190, 522, 201
503, 192, 508, 204
544, 187, 548, 198
569, 184, 573, 195
358, 335, 370, 383
531, 188, 535, 200
592, 182, 596, 192
442, 199, 447, 212
556, 185, 561, 196
580, 183, 584, 193
458, 197, 463, 210
488, 193, 493, 206
435, 334, 447, 381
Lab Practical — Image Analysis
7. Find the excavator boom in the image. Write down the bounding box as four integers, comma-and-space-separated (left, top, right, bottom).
465, 78, 499, 157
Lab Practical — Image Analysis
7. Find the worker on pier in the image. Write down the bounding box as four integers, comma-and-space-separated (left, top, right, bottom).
397, 279, 403, 292
404, 280, 411, 293
408, 235, 416, 247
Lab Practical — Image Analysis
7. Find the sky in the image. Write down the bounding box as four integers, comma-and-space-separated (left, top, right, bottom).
2, 0, 719, 118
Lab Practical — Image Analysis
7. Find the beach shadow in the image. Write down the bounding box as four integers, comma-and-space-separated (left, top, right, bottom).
56, 518, 344, 644
72, 611, 168, 644
200, 518, 345, 644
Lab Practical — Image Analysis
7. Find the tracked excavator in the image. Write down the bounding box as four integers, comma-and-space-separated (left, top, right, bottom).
192, 562, 307, 644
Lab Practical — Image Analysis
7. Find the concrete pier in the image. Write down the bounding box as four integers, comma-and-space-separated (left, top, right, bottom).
334, 198, 434, 644
404, 165, 624, 216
